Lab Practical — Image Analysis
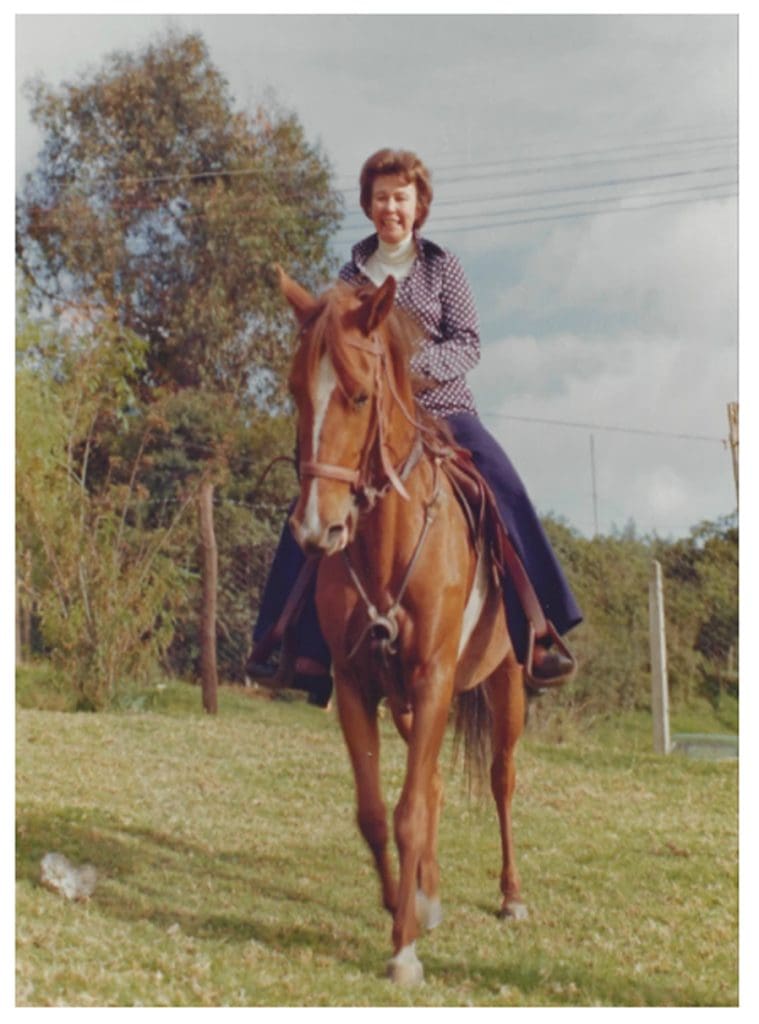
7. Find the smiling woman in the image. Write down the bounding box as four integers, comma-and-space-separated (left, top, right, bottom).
370, 177, 418, 244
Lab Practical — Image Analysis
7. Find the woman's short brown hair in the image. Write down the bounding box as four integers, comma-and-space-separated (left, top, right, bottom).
359, 149, 433, 230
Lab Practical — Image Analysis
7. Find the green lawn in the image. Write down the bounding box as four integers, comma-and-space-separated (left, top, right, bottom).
16, 679, 738, 1006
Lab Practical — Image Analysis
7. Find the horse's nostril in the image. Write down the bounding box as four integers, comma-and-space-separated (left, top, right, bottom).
327, 524, 346, 543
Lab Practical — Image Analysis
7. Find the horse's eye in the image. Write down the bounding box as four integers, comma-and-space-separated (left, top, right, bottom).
353, 392, 369, 409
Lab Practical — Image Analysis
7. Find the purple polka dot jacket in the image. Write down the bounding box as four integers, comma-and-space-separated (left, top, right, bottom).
339, 233, 480, 417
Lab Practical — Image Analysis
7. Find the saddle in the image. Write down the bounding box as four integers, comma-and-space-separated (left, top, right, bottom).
437, 443, 576, 691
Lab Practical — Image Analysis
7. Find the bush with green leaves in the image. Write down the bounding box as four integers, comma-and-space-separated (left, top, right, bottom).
16, 310, 191, 709
543, 514, 737, 715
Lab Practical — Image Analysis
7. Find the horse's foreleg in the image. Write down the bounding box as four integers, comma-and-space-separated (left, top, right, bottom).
389, 703, 443, 933
388, 687, 451, 985
416, 764, 444, 931
487, 656, 528, 920
335, 677, 398, 915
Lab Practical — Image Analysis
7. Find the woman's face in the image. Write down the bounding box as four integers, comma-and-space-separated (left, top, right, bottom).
370, 174, 418, 245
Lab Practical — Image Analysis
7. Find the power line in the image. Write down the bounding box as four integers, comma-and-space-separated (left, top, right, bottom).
333, 179, 736, 239
31, 131, 736, 247
430, 189, 736, 235
129, 164, 739, 230
331, 188, 736, 241
55, 129, 736, 199
331, 127, 737, 188
479, 410, 726, 444
335, 163, 737, 228
110, 161, 733, 237
138, 180, 731, 250
429, 179, 736, 224
385, 139, 737, 192
338, 168, 737, 221
36, 155, 735, 251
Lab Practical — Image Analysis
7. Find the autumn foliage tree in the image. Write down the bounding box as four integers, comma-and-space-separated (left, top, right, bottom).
17, 31, 342, 399
16, 31, 342, 701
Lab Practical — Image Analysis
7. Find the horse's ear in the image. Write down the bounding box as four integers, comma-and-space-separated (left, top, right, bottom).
359, 275, 397, 335
275, 264, 318, 325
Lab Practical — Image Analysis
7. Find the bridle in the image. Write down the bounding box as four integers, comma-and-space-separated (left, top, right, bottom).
296, 326, 442, 672
298, 331, 427, 507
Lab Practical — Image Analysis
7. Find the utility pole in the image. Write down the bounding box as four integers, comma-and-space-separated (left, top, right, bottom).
649, 559, 671, 755
727, 402, 738, 502
198, 477, 219, 714
589, 433, 599, 537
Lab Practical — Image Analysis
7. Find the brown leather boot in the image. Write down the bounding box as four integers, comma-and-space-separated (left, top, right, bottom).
531, 645, 576, 683
294, 657, 333, 709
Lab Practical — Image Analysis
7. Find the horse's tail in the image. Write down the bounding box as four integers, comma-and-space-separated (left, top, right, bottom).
452, 685, 493, 794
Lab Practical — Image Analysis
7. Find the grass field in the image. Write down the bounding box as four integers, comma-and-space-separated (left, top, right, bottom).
16, 675, 738, 1007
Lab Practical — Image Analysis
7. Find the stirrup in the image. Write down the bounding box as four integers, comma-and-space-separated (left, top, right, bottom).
524, 621, 577, 692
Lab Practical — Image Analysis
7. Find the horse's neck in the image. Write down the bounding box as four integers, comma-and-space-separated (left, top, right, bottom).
355, 449, 435, 575
384, 400, 418, 467
382, 357, 420, 457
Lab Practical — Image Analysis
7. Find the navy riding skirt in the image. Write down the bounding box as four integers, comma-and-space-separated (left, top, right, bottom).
252, 413, 582, 665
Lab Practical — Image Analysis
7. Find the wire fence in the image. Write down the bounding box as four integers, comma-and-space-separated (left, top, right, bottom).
15, 409, 738, 721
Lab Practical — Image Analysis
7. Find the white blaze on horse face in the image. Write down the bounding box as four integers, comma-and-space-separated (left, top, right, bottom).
301, 353, 338, 541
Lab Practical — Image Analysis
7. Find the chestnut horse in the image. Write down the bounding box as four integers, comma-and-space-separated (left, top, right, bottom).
279, 267, 526, 986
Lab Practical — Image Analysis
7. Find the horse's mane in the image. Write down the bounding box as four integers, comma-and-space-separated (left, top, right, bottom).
305, 281, 419, 371
303, 280, 454, 445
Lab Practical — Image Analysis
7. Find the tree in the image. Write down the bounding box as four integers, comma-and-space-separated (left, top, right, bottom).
16, 31, 341, 700
17, 31, 342, 401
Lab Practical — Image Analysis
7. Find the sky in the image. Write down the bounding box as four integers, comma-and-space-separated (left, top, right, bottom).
13, 6, 743, 539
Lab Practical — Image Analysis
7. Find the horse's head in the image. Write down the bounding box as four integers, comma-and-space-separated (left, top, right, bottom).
278, 266, 415, 556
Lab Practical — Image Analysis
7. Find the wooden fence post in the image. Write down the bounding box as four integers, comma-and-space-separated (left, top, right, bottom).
16, 574, 23, 666
198, 478, 218, 714
727, 402, 738, 502
648, 559, 671, 755
16, 549, 33, 664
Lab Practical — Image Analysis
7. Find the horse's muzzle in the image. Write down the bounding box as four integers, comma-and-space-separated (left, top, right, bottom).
289, 516, 351, 557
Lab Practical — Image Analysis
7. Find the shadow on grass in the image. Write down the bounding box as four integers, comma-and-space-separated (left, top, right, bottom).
18, 805, 732, 1004
16, 803, 386, 977
421, 943, 725, 1008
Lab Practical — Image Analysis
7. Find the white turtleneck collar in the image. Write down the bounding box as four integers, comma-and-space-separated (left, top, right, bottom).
364, 232, 417, 286
377, 233, 416, 264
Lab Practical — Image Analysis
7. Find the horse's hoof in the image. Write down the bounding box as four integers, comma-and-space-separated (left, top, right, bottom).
499, 899, 528, 921
387, 943, 424, 986
416, 889, 444, 931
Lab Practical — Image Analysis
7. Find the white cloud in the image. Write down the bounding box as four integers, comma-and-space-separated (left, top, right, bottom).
495, 199, 736, 339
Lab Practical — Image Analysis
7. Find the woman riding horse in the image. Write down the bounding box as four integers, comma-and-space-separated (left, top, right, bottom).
251, 148, 582, 703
